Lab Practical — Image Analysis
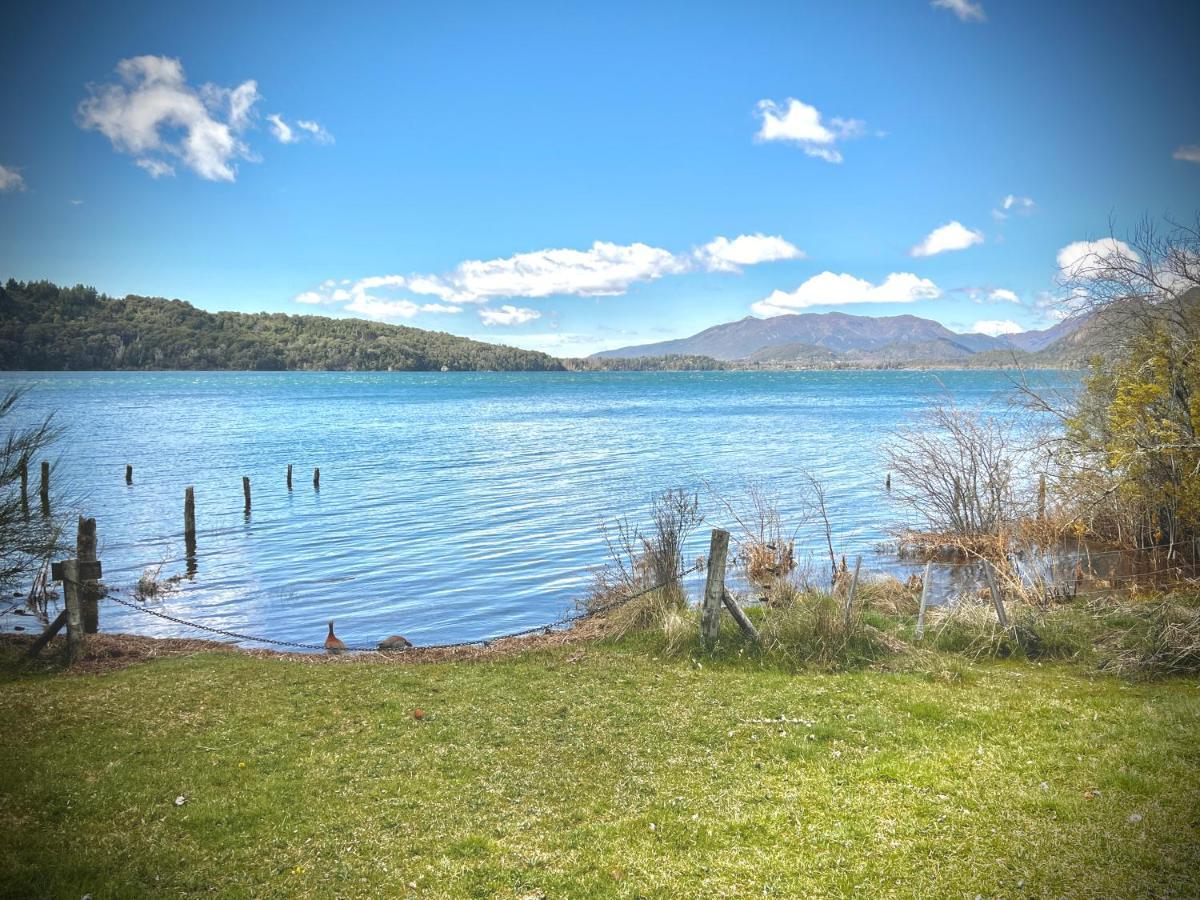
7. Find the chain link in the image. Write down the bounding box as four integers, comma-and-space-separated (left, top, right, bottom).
103, 562, 702, 653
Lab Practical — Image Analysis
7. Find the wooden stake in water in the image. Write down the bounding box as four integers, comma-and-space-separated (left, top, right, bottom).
915, 561, 932, 640
125, 464, 133, 485
18, 460, 28, 515
39, 461, 50, 516
243, 476, 251, 513
287, 464, 293, 491
184, 486, 196, 550
313, 467, 320, 490
701, 528, 730, 644
843, 555, 863, 630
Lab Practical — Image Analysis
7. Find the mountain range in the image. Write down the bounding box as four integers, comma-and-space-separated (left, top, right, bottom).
593, 312, 1086, 366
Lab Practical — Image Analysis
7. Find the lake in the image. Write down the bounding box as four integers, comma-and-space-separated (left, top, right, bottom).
0, 370, 1076, 649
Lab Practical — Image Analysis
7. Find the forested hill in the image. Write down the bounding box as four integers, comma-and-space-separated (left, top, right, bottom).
0, 280, 563, 372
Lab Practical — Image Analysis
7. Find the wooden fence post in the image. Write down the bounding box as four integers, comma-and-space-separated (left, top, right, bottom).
984, 561, 1010, 628
287, 464, 293, 491
77, 516, 99, 634
1038, 474, 1046, 521
313, 467, 320, 490
243, 476, 251, 513
39, 461, 50, 515
843, 555, 863, 630
701, 529, 730, 644
915, 560, 932, 640
125, 464, 133, 485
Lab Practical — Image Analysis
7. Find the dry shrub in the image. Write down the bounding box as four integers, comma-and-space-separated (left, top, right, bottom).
758, 590, 902, 669
860, 574, 920, 616
1100, 600, 1200, 679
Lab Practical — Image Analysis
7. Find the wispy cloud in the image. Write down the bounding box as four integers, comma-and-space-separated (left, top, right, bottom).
0, 164, 26, 192
294, 233, 802, 321
991, 194, 1035, 220
268, 114, 334, 145
479, 305, 541, 326
910, 221, 984, 257
932, 0, 986, 23
989, 288, 1021, 304
1173, 145, 1200, 164
754, 98, 872, 163
78, 55, 330, 181
751, 272, 942, 317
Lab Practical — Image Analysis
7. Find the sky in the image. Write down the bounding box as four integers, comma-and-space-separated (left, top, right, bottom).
1, 0, 1198, 357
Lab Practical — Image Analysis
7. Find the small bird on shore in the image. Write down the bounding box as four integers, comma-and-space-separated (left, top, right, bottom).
378, 634, 413, 651
324, 621, 347, 654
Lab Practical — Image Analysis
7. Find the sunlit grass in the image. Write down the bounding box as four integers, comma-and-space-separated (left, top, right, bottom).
0, 641, 1198, 898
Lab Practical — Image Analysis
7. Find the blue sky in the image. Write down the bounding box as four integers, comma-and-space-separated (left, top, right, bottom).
2, 0, 1198, 356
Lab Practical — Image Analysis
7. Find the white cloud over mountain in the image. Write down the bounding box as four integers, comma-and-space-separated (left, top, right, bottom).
295, 233, 803, 322
1056, 238, 1140, 279
751, 272, 942, 317
971, 319, 1021, 336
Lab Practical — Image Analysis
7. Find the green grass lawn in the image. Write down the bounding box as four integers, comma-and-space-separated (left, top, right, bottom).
1, 643, 1198, 898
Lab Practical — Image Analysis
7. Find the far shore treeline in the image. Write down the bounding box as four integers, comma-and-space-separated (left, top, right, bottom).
0, 280, 725, 373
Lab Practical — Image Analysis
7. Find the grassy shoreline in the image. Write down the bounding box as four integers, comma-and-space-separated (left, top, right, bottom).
2, 632, 1198, 898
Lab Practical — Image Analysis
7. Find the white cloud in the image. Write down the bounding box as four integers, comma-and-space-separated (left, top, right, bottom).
910, 221, 984, 257
754, 98, 871, 163
992, 194, 1035, 220
78, 55, 329, 181
269, 114, 334, 145
77, 55, 253, 181
932, 0, 986, 22
1056, 238, 1140, 279
296, 120, 334, 144
479, 305, 542, 326
1173, 145, 1200, 164
0, 164, 27, 192
267, 114, 296, 144
989, 288, 1020, 304
135, 158, 175, 178
295, 233, 800, 322
751, 271, 942, 316
971, 319, 1022, 336
694, 234, 804, 272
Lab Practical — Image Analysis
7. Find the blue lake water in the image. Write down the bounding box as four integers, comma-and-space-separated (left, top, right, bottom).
0, 370, 1076, 649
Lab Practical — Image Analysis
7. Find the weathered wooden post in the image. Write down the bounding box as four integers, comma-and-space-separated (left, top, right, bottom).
18, 460, 28, 516
915, 560, 932, 640
722, 590, 761, 642
984, 561, 1010, 628
313, 467, 320, 490
701, 528, 730, 644
287, 464, 293, 491
39, 461, 50, 515
843, 555, 863, 630
77, 516, 100, 634
885, 473, 891, 492
184, 486, 196, 550
243, 476, 251, 512
125, 464, 133, 485
1037, 474, 1046, 521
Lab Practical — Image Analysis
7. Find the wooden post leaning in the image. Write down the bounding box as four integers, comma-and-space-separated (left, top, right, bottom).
843, 555, 863, 631
915, 560, 933, 640
701, 528, 730, 644
984, 561, 1010, 629
722, 590, 760, 643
